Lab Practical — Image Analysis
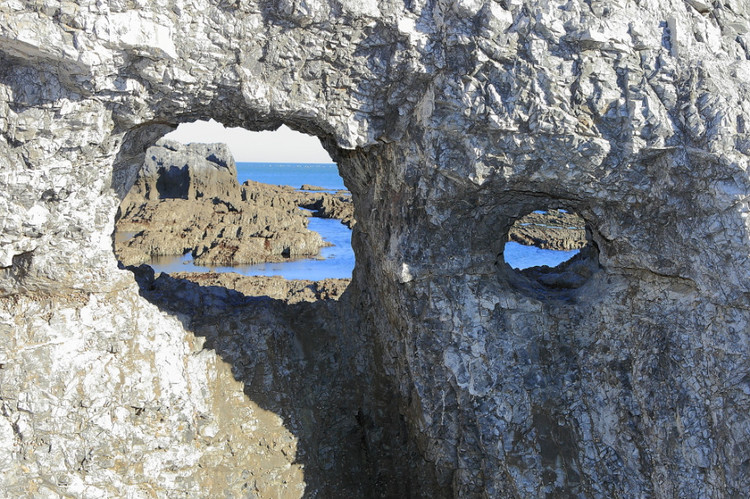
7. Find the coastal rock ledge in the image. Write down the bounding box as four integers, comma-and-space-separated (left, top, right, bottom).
1, 1, 750, 498
116, 138, 335, 267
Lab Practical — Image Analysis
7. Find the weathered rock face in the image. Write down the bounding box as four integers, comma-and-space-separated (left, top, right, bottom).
2, 1, 750, 498
297, 188, 356, 228
124, 138, 242, 204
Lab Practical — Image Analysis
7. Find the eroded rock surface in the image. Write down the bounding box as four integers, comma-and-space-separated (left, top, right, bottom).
297, 189, 356, 228
2, 1, 750, 498
124, 139, 242, 204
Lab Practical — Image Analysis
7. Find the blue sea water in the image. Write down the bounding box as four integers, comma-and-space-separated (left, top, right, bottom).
236, 162, 345, 192
504, 241, 579, 270
146, 162, 578, 279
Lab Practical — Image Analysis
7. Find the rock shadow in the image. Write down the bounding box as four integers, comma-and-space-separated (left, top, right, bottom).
126, 264, 397, 497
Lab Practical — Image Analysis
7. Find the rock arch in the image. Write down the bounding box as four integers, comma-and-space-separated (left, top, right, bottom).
2, 1, 750, 497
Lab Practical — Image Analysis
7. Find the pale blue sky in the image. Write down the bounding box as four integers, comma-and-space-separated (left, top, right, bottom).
164, 119, 333, 163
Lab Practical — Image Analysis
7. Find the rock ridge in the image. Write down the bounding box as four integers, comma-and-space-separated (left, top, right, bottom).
507, 209, 587, 252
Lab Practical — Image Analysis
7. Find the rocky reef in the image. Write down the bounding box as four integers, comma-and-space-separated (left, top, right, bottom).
507, 209, 587, 251
2, 1, 750, 498
297, 189, 356, 228
116, 138, 353, 267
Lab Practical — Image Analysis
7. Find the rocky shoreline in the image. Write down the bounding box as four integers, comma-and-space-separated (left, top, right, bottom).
115, 139, 355, 268
5, 2, 749, 496
507, 209, 587, 251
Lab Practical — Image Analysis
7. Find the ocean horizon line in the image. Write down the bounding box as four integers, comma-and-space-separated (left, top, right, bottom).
236, 161, 337, 166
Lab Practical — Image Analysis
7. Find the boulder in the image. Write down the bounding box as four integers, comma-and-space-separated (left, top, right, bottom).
124, 138, 241, 205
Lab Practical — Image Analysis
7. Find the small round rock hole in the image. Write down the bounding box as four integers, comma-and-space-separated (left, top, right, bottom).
503, 209, 598, 290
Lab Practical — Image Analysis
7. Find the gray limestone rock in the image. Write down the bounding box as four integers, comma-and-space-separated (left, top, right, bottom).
1, 1, 750, 498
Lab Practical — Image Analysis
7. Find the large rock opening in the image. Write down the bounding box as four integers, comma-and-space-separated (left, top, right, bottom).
109, 124, 384, 495
2, 1, 750, 498
111, 124, 392, 496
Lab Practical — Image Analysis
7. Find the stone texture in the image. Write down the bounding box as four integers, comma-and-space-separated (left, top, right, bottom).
164, 271, 351, 303
297, 189, 356, 228
0, 289, 305, 498
124, 138, 242, 205
1, 1, 749, 498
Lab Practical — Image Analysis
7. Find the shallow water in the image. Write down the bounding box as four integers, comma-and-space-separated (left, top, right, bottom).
147, 217, 354, 280
504, 241, 579, 270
